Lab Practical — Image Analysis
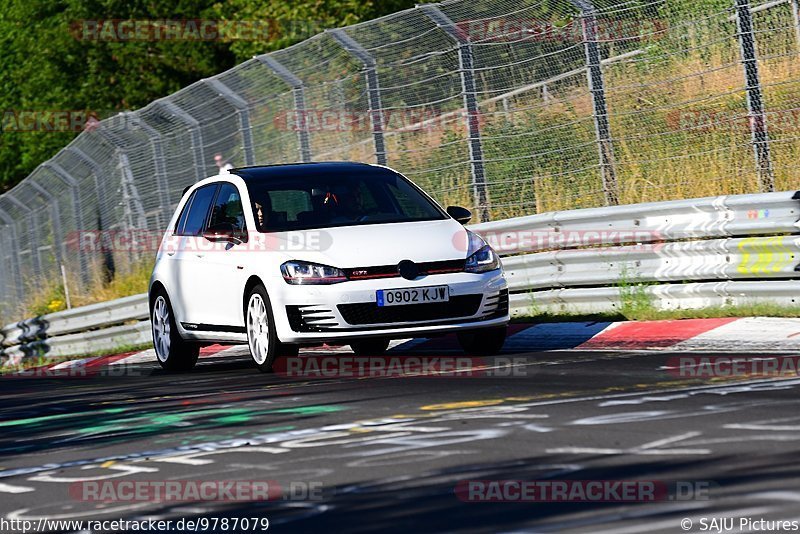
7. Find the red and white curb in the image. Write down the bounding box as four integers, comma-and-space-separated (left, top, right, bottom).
5, 317, 800, 375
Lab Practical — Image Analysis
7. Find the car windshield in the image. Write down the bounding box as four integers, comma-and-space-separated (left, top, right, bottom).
243, 168, 447, 232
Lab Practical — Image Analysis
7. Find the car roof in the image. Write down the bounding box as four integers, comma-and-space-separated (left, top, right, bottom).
230, 161, 391, 182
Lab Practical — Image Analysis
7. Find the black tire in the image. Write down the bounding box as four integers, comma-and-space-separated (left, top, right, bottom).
350, 337, 390, 356
457, 326, 507, 355
245, 284, 295, 372
277, 343, 300, 357
150, 288, 199, 372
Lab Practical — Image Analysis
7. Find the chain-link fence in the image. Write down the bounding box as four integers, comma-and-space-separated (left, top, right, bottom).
2, 0, 800, 319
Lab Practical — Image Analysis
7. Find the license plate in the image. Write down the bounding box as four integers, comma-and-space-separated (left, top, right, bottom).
376, 286, 449, 307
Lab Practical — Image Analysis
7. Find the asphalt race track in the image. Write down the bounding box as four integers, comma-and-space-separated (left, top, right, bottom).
2, 341, 800, 533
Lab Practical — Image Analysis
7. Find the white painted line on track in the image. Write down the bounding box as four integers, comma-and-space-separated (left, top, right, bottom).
0, 482, 34, 493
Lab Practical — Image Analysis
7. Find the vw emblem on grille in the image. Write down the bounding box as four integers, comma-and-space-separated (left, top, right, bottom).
397, 260, 419, 280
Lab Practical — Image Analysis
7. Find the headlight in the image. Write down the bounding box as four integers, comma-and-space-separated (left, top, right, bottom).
281, 261, 347, 284
465, 230, 500, 273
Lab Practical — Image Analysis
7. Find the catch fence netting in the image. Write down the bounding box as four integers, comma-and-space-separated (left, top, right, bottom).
2, 0, 799, 318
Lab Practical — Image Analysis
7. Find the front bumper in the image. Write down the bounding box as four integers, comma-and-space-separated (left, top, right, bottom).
271, 270, 509, 343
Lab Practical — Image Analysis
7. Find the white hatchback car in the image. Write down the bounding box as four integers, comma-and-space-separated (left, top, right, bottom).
149, 162, 509, 372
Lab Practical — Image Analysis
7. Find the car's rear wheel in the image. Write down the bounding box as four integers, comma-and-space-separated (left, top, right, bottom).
246, 285, 296, 372
151, 290, 199, 372
457, 326, 507, 355
350, 337, 390, 356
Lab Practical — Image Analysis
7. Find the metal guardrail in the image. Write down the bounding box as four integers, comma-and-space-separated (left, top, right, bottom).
471, 191, 800, 254
1, 294, 150, 364
2, 190, 799, 362
470, 190, 800, 315
512, 280, 800, 316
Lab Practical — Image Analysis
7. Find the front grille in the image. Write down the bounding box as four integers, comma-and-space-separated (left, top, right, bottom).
286, 306, 337, 332
485, 288, 509, 318
344, 259, 465, 280
338, 295, 483, 325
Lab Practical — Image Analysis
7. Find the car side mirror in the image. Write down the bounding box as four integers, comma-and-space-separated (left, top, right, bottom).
446, 206, 472, 225
203, 224, 244, 244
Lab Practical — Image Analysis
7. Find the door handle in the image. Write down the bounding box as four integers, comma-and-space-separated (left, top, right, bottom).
166, 252, 175, 257
196, 253, 205, 258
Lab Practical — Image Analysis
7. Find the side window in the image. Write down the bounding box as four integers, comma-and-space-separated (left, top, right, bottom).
174, 194, 194, 235
180, 184, 218, 236
208, 183, 248, 240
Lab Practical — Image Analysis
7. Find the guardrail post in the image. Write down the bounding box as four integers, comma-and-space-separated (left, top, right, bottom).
418, 5, 490, 222
734, 0, 775, 192
569, 0, 619, 206
27, 179, 63, 269
5, 193, 42, 276
257, 55, 313, 163
327, 30, 388, 168
203, 78, 256, 166
0, 211, 23, 300
154, 100, 207, 182
43, 161, 90, 285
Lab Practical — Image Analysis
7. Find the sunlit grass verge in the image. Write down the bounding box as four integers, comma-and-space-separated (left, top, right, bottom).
6, 258, 153, 323
514, 302, 800, 323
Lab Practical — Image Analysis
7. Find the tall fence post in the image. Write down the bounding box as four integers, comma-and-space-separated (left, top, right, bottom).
117, 151, 148, 232
154, 100, 207, 182
5, 193, 42, 276
119, 114, 172, 229
418, 4, 490, 222
569, 0, 619, 206
0, 210, 24, 299
42, 161, 90, 285
790, 0, 800, 51
27, 179, 63, 269
203, 78, 256, 166
257, 55, 313, 163
734, 0, 775, 192
328, 30, 388, 168
66, 145, 112, 247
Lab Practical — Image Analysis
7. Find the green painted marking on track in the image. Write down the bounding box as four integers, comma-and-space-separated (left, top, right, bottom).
0, 407, 130, 428
0, 412, 85, 428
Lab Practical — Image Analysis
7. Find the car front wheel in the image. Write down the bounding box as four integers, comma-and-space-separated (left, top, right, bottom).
151, 290, 199, 372
246, 285, 297, 372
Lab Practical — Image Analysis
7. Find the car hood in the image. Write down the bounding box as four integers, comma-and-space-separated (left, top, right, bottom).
266, 219, 470, 268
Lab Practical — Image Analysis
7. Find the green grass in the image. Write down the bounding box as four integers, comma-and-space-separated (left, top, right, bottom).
515, 299, 800, 322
